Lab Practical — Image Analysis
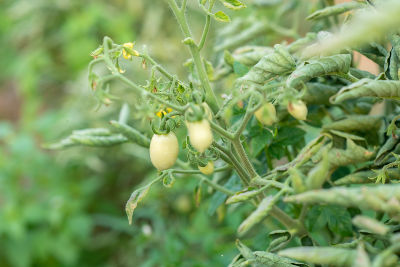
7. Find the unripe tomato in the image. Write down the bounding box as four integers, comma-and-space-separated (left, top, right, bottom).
254, 102, 277, 126
149, 132, 179, 170
287, 100, 308, 121
198, 161, 214, 175
186, 119, 213, 153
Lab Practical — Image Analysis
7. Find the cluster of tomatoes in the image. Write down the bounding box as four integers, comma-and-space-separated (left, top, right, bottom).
149, 100, 307, 174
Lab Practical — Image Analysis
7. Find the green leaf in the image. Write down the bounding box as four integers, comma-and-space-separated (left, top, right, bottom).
326, 139, 374, 169
285, 184, 400, 215
278, 247, 356, 267
356, 42, 387, 67
274, 126, 306, 146
235, 240, 303, 267
267, 230, 291, 253
69, 134, 128, 147
226, 187, 260, 204
253, 251, 306, 266
163, 173, 175, 188
352, 215, 389, 235
306, 150, 330, 190
323, 115, 382, 133
331, 79, 400, 103
289, 168, 307, 194
306, 205, 352, 236
325, 206, 353, 236
237, 196, 276, 235
287, 54, 352, 89
353, 243, 371, 267
375, 133, 400, 164
203, 59, 215, 80
214, 11, 231, 22
287, 32, 317, 54
250, 127, 273, 157
334, 170, 376, 185
208, 174, 241, 215
125, 183, 152, 225
221, 0, 246, 10
301, 83, 340, 105
302, 1, 400, 57
386, 34, 400, 80
232, 46, 274, 67
233, 61, 250, 76
239, 44, 296, 85
109, 120, 150, 147
306, 1, 365, 21
235, 240, 255, 260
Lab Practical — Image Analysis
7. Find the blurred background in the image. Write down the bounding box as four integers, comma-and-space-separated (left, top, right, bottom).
0, 1, 245, 266
0, 0, 377, 266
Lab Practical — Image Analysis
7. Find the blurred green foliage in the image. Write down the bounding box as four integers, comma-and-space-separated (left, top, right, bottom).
0, 0, 247, 266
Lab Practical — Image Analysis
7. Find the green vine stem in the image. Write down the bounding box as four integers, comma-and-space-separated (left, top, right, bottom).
165, 0, 220, 114
198, 0, 216, 51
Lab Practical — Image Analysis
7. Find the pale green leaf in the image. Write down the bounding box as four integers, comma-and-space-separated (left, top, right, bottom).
214, 11, 231, 22
279, 247, 356, 267
307, 1, 365, 21
287, 54, 351, 89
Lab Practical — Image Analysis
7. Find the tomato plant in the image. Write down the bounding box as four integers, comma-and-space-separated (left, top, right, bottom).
50, 0, 400, 266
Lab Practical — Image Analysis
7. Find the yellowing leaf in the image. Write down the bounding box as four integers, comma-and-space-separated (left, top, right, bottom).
125, 184, 152, 225
221, 0, 246, 10
214, 11, 231, 22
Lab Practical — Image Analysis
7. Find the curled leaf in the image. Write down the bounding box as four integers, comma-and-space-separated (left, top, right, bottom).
235, 240, 255, 260
284, 184, 400, 215
69, 134, 127, 147
302, 1, 400, 57
267, 230, 292, 253
237, 196, 276, 235
278, 247, 356, 267
306, 150, 330, 190
126, 183, 152, 225
110, 120, 150, 147
253, 251, 306, 267
375, 135, 400, 165
323, 115, 382, 133
239, 44, 295, 85
353, 243, 371, 267
289, 168, 307, 194
326, 139, 374, 169
352, 215, 389, 235
331, 79, 400, 103
334, 170, 376, 185
232, 46, 274, 67
226, 187, 261, 204
287, 54, 351, 89
307, 1, 365, 21
287, 32, 317, 54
